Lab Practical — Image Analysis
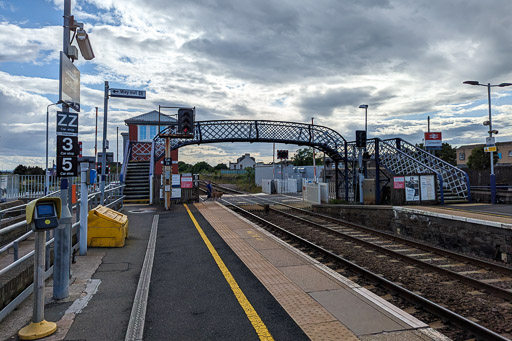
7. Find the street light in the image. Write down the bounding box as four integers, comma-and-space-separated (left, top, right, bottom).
45, 101, 62, 195
463, 80, 512, 204
359, 104, 368, 139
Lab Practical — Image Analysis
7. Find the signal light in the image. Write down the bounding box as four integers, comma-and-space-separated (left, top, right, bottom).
355, 130, 367, 148
178, 108, 195, 137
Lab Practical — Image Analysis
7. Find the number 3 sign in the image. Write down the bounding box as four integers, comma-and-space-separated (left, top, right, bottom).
56, 134, 79, 176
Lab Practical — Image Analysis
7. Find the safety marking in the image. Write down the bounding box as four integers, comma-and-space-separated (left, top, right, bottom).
184, 204, 274, 341
125, 215, 159, 341
442, 207, 512, 218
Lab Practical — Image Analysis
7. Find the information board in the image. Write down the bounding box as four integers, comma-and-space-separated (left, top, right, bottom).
393, 176, 405, 189
181, 176, 193, 188
420, 175, 436, 201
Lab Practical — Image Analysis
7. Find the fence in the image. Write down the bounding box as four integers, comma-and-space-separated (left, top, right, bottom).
0, 174, 119, 201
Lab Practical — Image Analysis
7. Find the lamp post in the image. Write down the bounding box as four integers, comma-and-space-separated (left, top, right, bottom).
45, 101, 61, 195
311, 117, 316, 182
359, 104, 368, 140
463, 81, 512, 204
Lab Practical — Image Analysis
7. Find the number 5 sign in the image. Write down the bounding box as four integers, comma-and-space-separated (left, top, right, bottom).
57, 156, 77, 177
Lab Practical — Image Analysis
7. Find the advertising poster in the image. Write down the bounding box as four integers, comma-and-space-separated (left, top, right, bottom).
404, 175, 420, 201
420, 175, 436, 201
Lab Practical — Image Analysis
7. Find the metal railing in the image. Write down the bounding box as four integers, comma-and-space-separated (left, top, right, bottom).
0, 174, 119, 201
0, 183, 125, 322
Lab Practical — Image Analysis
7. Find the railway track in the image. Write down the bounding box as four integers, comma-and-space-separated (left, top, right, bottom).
223, 198, 512, 341
198, 180, 246, 195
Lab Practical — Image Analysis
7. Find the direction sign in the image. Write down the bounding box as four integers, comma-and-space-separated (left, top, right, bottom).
110, 88, 146, 99
57, 136, 79, 157
56, 111, 79, 136
59, 51, 80, 112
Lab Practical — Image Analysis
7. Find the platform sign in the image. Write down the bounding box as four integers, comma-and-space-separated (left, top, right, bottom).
110, 88, 146, 99
424, 132, 442, 150
57, 136, 79, 157
164, 157, 172, 166
57, 156, 78, 177
393, 176, 405, 189
181, 176, 193, 189
56, 111, 79, 136
59, 52, 80, 112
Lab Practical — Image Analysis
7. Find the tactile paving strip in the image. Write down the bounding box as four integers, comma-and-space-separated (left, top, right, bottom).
195, 202, 359, 341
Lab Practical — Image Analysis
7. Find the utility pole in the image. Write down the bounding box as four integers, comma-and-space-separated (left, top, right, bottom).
100, 81, 109, 204
54, 0, 72, 301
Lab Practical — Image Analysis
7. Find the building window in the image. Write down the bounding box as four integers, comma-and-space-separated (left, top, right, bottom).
139, 125, 147, 141
150, 125, 157, 139
508, 150, 512, 157
459, 152, 465, 160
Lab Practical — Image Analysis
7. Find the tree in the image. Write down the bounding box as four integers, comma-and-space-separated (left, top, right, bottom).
214, 163, 228, 171
416, 142, 456, 165
178, 161, 192, 173
467, 146, 499, 170
191, 161, 213, 174
291, 148, 323, 166
13, 164, 44, 175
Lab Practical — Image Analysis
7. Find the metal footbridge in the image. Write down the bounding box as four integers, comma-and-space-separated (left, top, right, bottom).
148, 120, 470, 204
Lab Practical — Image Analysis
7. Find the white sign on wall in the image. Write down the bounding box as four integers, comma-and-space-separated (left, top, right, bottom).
420, 175, 436, 201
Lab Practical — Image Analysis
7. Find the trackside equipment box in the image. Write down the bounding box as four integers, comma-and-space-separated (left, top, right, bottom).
87, 205, 128, 247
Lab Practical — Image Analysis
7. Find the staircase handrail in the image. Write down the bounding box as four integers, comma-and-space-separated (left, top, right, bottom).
371, 138, 445, 204
149, 140, 155, 204
120, 140, 132, 183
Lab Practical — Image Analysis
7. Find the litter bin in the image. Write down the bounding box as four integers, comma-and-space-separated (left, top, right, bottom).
87, 205, 128, 247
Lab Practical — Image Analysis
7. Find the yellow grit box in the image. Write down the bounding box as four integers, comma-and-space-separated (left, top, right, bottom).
87, 205, 128, 247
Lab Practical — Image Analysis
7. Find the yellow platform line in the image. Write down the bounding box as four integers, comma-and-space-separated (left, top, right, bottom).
183, 204, 274, 341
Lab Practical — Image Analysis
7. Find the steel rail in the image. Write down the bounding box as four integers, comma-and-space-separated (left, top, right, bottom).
262, 199, 512, 277
269, 206, 512, 301
225, 201, 508, 341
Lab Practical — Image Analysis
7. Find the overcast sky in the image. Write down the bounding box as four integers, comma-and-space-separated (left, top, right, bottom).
1, 0, 512, 170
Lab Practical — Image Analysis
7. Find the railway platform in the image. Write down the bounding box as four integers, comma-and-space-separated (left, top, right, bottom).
1, 201, 448, 341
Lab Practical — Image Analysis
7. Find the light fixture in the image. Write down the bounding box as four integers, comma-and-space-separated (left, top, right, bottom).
76, 28, 95, 60
483, 120, 490, 126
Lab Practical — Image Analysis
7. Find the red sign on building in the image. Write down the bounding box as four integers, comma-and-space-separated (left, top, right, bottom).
181, 176, 193, 189
393, 176, 405, 189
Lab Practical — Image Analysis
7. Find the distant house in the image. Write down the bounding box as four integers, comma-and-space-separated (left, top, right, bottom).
456, 141, 512, 167
229, 153, 256, 170
123, 110, 178, 175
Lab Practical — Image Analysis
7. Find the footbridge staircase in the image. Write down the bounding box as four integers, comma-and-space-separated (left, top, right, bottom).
145, 120, 470, 205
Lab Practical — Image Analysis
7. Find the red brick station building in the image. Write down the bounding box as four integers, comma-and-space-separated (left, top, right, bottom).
121, 110, 179, 177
